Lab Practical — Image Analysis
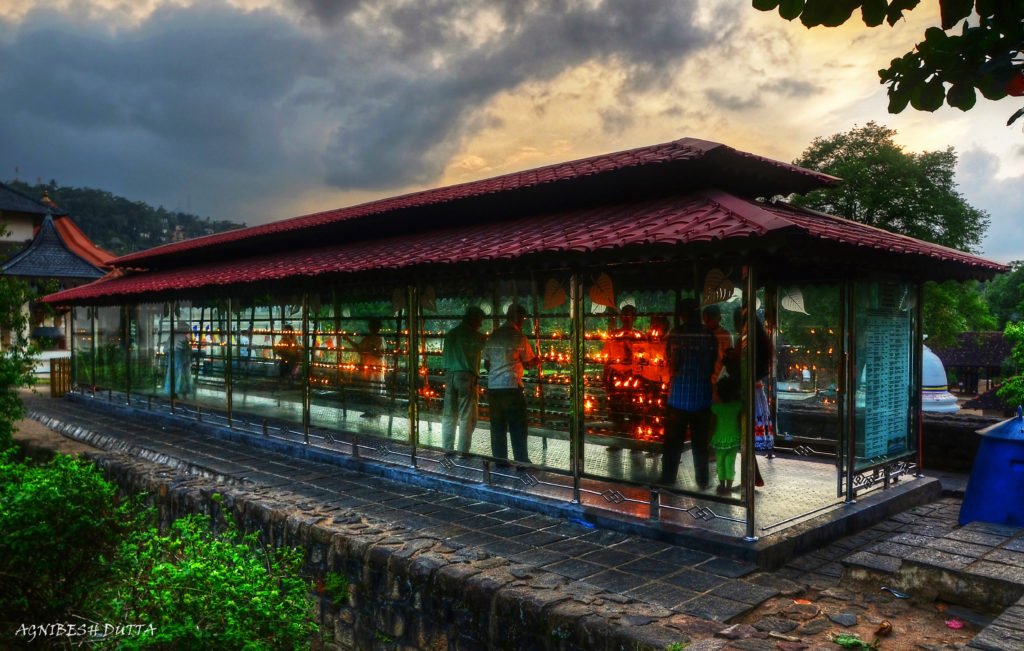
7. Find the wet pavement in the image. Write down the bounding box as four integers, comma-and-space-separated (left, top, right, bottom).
20, 390, 1024, 650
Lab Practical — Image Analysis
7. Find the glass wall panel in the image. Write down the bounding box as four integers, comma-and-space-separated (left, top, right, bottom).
229, 299, 304, 428
174, 301, 231, 416
94, 306, 124, 392
852, 279, 917, 470
307, 288, 411, 443
71, 305, 94, 389
421, 276, 575, 469
774, 284, 843, 455
128, 302, 167, 398
577, 263, 748, 494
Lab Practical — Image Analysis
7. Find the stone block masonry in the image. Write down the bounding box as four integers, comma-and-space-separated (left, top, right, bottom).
37, 437, 702, 650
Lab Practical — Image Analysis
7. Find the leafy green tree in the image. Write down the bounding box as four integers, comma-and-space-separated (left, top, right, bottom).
791, 122, 994, 345
753, 0, 1024, 125
0, 263, 40, 450
924, 280, 997, 346
983, 260, 1024, 327
997, 321, 1024, 407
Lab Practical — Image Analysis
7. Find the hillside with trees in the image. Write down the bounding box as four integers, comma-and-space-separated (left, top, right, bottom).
3, 179, 246, 255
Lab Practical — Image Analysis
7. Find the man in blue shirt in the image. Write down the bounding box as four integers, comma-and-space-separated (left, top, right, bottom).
661, 298, 718, 488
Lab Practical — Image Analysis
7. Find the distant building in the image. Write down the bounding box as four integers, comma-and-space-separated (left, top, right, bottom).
0, 182, 112, 357
931, 331, 1011, 395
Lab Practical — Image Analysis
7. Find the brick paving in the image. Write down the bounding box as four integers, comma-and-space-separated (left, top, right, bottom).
20, 391, 1024, 650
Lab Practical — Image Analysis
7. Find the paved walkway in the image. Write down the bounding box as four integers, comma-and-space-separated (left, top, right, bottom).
20, 391, 1024, 650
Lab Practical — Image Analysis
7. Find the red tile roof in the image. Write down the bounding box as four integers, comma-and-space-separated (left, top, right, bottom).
113, 137, 838, 267
48, 215, 114, 269
42, 190, 1004, 305
761, 201, 996, 271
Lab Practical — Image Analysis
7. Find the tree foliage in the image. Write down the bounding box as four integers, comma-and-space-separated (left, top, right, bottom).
983, 259, 1024, 328
792, 122, 989, 252
753, 0, 1024, 125
791, 122, 994, 344
0, 452, 319, 649
0, 450, 123, 626
96, 508, 317, 650
0, 262, 39, 450
3, 179, 245, 256
997, 321, 1024, 408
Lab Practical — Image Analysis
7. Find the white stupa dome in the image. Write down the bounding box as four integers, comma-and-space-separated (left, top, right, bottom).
922, 344, 959, 413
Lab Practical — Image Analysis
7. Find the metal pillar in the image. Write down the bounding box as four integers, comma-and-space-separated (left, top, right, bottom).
123, 305, 131, 404
569, 272, 584, 504
914, 280, 925, 475
225, 297, 233, 427
169, 306, 176, 413
301, 293, 310, 445
743, 265, 758, 542
90, 307, 97, 393
407, 284, 419, 466
68, 307, 76, 390
845, 281, 858, 503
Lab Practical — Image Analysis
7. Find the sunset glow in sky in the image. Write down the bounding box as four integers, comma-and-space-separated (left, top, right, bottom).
1, 0, 1021, 262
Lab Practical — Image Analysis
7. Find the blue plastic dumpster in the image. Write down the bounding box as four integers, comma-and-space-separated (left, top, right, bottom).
959, 406, 1024, 526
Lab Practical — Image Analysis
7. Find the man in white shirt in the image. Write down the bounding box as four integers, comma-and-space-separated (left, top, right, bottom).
482, 304, 541, 465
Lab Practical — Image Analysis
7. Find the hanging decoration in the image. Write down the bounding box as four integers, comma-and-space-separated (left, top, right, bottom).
543, 278, 567, 310
420, 285, 437, 312
589, 272, 616, 310
702, 269, 735, 306
391, 288, 406, 313
780, 287, 810, 315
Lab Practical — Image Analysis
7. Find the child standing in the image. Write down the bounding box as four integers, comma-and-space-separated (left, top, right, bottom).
711, 353, 742, 495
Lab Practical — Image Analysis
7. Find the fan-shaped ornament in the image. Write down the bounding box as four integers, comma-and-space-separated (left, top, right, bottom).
543, 278, 567, 310
702, 269, 735, 306
780, 287, 809, 315
590, 273, 616, 310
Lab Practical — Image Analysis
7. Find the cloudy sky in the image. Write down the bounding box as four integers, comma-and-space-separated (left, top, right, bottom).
1, 0, 1021, 263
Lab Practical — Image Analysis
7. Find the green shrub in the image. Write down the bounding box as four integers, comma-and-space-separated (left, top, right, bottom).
0, 450, 122, 624
95, 512, 316, 650
997, 322, 1024, 410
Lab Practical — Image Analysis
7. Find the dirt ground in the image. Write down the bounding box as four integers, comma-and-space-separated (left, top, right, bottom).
733, 581, 982, 650
12, 416, 99, 457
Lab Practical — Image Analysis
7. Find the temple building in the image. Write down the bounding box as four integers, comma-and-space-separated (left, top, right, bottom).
0, 182, 112, 362
42, 137, 1004, 544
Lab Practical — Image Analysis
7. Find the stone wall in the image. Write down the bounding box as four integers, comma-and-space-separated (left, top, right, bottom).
71, 449, 697, 651
921, 412, 1000, 474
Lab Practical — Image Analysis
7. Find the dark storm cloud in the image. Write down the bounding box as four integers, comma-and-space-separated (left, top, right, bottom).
704, 88, 763, 111
0, 4, 334, 217
0, 0, 733, 221
316, 0, 734, 188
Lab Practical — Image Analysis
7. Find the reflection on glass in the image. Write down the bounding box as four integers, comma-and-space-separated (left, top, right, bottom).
72, 306, 93, 388
775, 285, 843, 449
94, 306, 122, 391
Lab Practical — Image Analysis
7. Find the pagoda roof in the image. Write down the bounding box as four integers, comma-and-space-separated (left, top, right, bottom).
2, 214, 111, 280
0, 182, 62, 216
